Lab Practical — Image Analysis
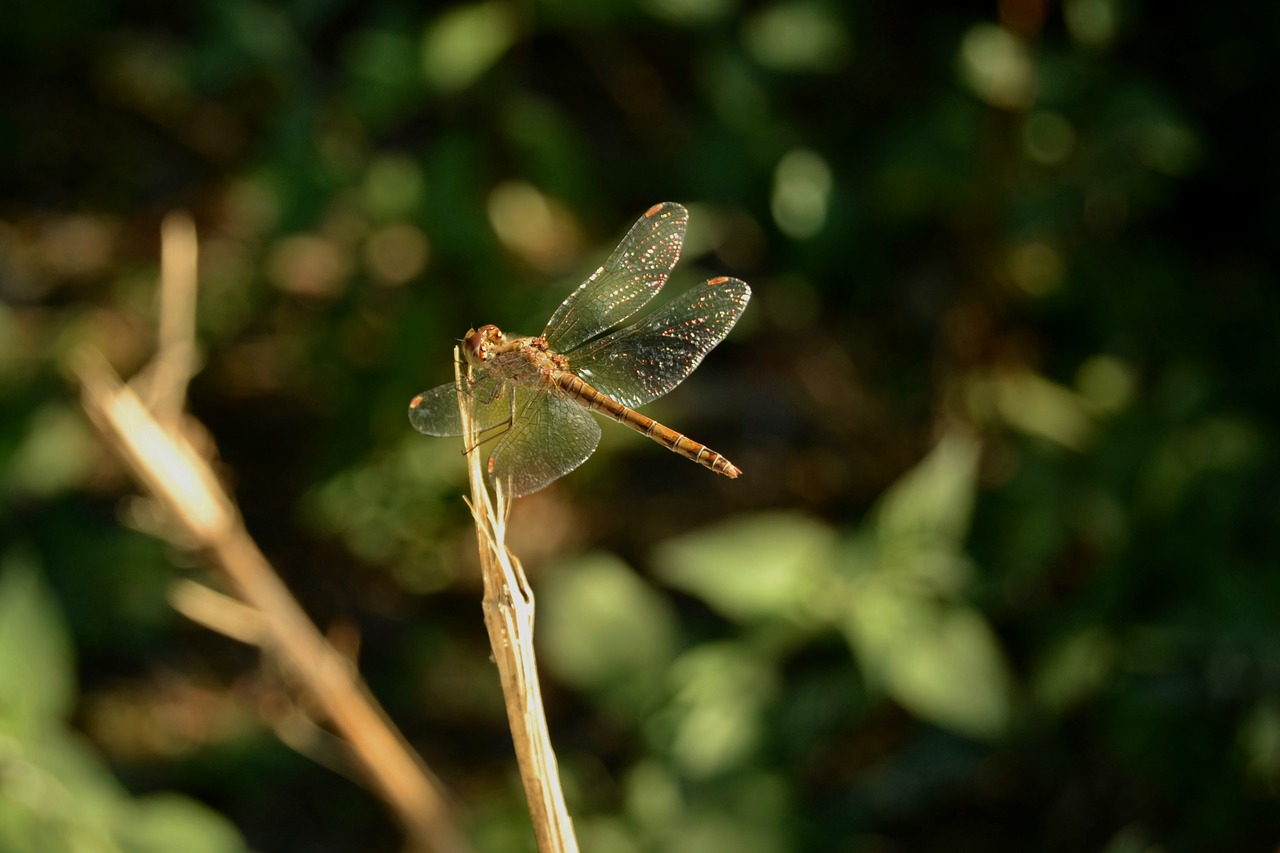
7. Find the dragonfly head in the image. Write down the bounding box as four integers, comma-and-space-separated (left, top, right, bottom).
462, 324, 505, 367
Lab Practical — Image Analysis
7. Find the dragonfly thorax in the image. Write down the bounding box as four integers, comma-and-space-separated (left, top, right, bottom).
462, 324, 506, 367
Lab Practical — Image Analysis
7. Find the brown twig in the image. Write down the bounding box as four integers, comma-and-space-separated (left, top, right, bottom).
456, 352, 579, 853
168, 578, 265, 646
76, 215, 470, 853
138, 211, 199, 429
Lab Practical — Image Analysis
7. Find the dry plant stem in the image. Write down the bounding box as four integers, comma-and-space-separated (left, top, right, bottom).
145, 211, 199, 429
456, 353, 578, 853
78, 358, 470, 853
74, 216, 468, 853
168, 579, 266, 646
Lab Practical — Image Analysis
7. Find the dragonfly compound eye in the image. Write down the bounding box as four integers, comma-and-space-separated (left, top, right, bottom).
463, 324, 505, 366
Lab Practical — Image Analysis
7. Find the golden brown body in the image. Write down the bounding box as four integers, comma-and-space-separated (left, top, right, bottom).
487, 331, 742, 480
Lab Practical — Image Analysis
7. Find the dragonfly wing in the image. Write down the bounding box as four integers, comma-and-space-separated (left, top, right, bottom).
566, 277, 751, 408
408, 372, 512, 437
542, 202, 688, 353
488, 386, 602, 498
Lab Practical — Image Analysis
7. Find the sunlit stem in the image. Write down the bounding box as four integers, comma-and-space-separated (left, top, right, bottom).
454, 348, 578, 852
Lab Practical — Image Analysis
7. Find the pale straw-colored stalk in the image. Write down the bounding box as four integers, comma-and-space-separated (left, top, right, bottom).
455, 353, 579, 853
76, 213, 469, 853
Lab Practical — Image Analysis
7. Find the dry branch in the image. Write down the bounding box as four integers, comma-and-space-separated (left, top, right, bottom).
456, 353, 579, 853
75, 215, 470, 853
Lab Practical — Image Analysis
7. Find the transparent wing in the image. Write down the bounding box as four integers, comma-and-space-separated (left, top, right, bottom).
408, 372, 512, 437
488, 385, 602, 498
566, 277, 751, 409
542, 202, 688, 353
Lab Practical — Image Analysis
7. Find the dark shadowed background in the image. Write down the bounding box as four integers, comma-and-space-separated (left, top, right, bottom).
3, 0, 1279, 850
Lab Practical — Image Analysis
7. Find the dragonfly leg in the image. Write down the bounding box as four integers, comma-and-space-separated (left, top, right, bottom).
461, 421, 511, 455
460, 391, 519, 455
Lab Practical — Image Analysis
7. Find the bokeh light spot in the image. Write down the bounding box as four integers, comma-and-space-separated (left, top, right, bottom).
364, 223, 430, 286
1076, 354, 1136, 414
266, 235, 351, 298
1138, 119, 1201, 176
362, 155, 425, 220
644, 0, 734, 26
487, 181, 583, 273
742, 2, 850, 73
958, 24, 1036, 110
771, 149, 833, 239
1064, 0, 1117, 47
1006, 240, 1064, 296
1022, 110, 1076, 165
421, 1, 519, 92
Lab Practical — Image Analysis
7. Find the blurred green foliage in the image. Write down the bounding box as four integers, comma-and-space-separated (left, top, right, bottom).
0, 554, 247, 852
3, 0, 1280, 850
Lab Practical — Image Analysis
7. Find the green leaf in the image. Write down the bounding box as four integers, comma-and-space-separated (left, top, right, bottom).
6, 404, 94, 498
539, 553, 677, 710
838, 429, 1013, 738
652, 512, 838, 626
875, 429, 980, 547
656, 771, 791, 853
0, 561, 243, 851
647, 643, 774, 777
119, 794, 249, 853
844, 576, 1013, 739
1030, 626, 1117, 715
0, 729, 128, 851
0, 552, 76, 730
0, 731, 250, 853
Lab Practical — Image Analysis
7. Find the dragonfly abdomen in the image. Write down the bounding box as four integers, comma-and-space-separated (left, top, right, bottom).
554, 372, 742, 480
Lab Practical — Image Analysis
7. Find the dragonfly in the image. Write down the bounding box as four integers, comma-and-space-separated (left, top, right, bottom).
408, 201, 751, 498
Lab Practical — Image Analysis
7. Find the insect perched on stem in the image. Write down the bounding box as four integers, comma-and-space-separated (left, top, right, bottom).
409, 202, 751, 497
